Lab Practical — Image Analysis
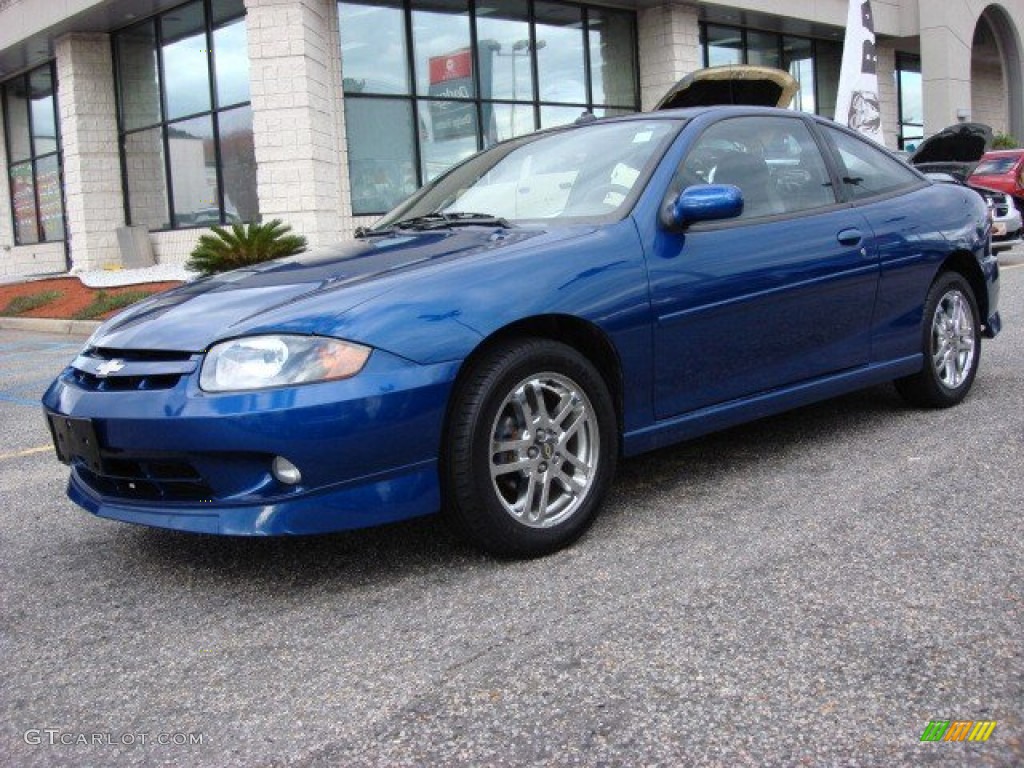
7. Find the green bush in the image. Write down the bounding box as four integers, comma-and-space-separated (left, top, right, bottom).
0, 290, 63, 316
72, 290, 155, 320
992, 133, 1019, 150
186, 220, 308, 277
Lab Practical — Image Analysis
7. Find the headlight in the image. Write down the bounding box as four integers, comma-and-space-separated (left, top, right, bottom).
200, 335, 371, 392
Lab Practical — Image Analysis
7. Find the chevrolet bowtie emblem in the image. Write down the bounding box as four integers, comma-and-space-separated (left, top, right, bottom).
96, 359, 125, 376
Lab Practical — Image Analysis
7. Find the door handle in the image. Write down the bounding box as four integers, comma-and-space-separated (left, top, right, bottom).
837, 228, 862, 246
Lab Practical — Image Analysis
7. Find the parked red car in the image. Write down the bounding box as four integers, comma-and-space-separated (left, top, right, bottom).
969, 149, 1024, 208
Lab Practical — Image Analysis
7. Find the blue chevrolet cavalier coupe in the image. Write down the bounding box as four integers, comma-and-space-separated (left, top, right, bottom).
43, 107, 1001, 557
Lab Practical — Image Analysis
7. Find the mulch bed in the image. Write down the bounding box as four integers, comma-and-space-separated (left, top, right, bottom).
0, 277, 183, 321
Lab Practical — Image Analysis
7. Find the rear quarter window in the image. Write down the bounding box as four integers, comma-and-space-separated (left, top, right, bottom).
822, 125, 923, 201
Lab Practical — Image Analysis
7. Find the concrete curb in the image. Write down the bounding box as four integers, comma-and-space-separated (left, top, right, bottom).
0, 317, 100, 337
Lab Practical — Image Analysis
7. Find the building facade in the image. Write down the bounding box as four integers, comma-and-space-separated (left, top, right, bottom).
0, 0, 1021, 278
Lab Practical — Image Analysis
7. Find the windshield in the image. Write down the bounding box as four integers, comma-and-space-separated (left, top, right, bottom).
973, 157, 1020, 175
375, 119, 680, 229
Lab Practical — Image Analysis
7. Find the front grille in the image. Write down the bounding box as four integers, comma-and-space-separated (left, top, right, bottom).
89, 347, 193, 363
78, 457, 214, 502
71, 370, 182, 391
69, 347, 198, 392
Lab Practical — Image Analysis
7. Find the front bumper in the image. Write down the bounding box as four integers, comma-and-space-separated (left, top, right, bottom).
42, 349, 458, 535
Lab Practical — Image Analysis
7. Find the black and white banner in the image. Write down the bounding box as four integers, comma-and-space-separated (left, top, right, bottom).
834, 0, 883, 143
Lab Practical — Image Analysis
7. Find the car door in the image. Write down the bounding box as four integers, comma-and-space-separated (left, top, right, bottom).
647, 114, 881, 419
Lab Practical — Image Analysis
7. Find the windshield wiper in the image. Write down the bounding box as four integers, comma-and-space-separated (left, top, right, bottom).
355, 212, 512, 238
393, 212, 512, 231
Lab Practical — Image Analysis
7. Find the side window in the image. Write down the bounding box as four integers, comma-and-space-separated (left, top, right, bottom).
672, 115, 836, 220
822, 125, 922, 201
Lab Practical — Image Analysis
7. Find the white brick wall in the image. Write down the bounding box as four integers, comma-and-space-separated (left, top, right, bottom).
637, 3, 700, 112
55, 33, 126, 271
150, 229, 210, 266
0, 242, 66, 279
244, 0, 353, 246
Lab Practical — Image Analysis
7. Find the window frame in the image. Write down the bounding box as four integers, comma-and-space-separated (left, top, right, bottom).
339, 0, 641, 216
112, 0, 255, 232
699, 22, 848, 120
2, 61, 66, 245
895, 52, 923, 151
819, 121, 928, 203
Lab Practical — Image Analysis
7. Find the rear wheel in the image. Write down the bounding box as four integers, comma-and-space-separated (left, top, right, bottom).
445, 339, 617, 558
895, 272, 980, 408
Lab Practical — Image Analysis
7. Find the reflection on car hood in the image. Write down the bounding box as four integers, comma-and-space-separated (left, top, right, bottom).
89, 227, 547, 352
911, 122, 993, 165
654, 65, 799, 110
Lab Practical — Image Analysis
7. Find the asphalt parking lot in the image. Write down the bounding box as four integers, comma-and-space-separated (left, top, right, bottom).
2, 253, 1022, 767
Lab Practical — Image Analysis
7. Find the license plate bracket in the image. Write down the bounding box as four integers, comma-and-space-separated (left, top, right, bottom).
47, 414, 105, 474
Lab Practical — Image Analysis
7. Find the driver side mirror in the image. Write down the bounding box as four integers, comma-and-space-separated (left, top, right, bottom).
667, 184, 743, 229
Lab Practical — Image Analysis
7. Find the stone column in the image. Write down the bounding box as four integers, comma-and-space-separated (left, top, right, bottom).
244, 0, 353, 245
918, 3, 975, 135
637, 3, 700, 112
54, 33, 126, 271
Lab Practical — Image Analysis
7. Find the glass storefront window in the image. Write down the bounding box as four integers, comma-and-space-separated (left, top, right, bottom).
705, 25, 742, 67
214, 17, 250, 107
344, 97, 417, 214
116, 20, 162, 131
167, 115, 216, 227
29, 67, 58, 156
783, 37, 815, 114
412, 0, 474, 98
218, 105, 258, 222
4, 85, 31, 163
896, 54, 923, 150
10, 161, 38, 244
746, 31, 780, 69
115, 0, 257, 229
340, 0, 640, 215
484, 103, 535, 146
475, 0, 532, 102
123, 127, 170, 230
3, 62, 64, 244
419, 99, 479, 181
540, 104, 587, 129
161, 1, 211, 120
339, 0, 410, 95
535, 2, 586, 104
701, 23, 842, 120
35, 154, 65, 241
589, 9, 636, 108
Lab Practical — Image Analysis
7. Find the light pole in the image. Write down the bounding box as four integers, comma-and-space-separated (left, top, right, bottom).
500, 39, 545, 137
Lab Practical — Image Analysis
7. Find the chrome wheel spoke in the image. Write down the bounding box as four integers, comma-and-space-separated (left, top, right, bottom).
930, 288, 976, 391
492, 456, 534, 479
489, 371, 600, 529
562, 451, 591, 477
493, 436, 532, 454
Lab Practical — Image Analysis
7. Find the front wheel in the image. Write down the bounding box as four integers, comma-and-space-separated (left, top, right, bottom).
895, 272, 981, 408
444, 339, 617, 558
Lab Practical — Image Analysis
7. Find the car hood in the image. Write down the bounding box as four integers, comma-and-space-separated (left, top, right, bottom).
910, 122, 993, 165
88, 226, 552, 352
653, 65, 799, 110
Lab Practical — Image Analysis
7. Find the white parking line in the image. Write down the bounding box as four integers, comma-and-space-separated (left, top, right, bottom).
0, 445, 51, 461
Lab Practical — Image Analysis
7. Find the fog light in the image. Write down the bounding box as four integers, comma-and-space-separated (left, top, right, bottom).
272, 456, 302, 485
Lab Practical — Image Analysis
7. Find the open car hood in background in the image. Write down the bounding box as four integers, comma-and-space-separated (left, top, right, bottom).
910, 123, 993, 164
654, 65, 799, 110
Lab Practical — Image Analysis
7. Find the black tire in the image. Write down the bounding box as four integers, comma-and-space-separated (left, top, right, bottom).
895, 272, 981, 408
444, 338, 618, 558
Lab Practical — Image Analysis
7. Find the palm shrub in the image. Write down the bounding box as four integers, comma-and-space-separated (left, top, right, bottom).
186, 219, 307, 277
992, 133, 1018, 149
